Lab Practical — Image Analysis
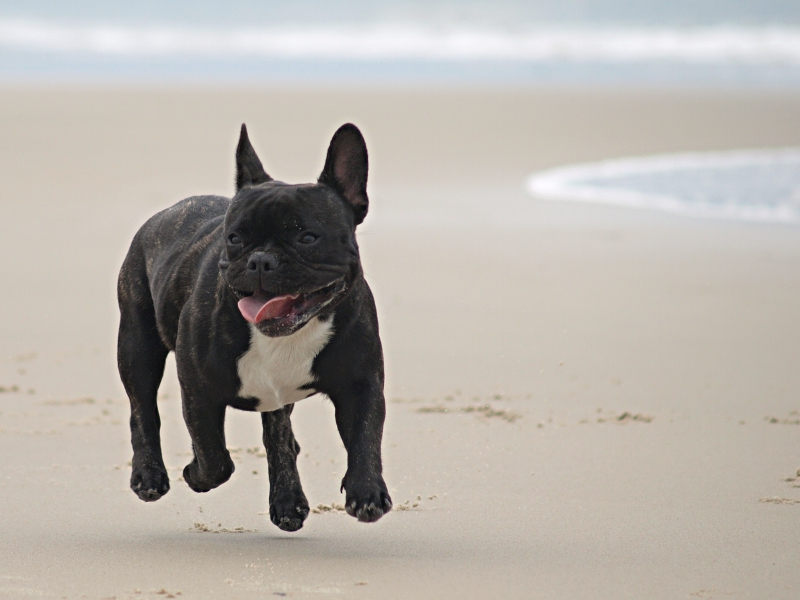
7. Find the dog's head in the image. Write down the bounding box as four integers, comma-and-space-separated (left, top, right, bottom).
219, 123, 369, 337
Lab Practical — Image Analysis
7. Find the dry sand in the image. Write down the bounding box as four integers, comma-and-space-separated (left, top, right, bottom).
1, 86, 799, 599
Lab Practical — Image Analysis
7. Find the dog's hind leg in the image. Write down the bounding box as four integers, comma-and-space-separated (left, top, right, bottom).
117, 264, 171, 502
262, 405, 309, 532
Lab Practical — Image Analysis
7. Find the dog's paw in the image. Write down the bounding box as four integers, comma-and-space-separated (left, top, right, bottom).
183, 456, 234, 493
130, 464, 170, 502
269, 493, 310, 532
341, 475, 392, 523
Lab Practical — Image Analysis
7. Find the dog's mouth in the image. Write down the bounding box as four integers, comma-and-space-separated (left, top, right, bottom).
237, 278, 346, 328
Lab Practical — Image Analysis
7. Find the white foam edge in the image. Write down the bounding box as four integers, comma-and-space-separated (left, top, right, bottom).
2, 20, 800, 64
526, 148, 800, 224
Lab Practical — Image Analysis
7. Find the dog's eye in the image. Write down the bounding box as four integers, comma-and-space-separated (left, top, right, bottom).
298, 232, 318, 244
227, 233, 241, 245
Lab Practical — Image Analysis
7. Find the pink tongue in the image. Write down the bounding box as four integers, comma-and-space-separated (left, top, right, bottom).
238, 294, 299, 324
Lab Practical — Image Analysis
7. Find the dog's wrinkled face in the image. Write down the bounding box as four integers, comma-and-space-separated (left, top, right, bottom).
221, 183, 359, 336
220, 123, 369, 337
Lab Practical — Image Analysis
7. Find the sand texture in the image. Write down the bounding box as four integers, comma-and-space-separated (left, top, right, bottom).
1, 87, 800, 599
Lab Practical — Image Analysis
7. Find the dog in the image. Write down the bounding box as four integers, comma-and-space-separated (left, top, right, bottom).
117, 123, 391, 531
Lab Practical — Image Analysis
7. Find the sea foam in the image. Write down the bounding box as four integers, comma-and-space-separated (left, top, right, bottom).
1, 19, 800, 64
527, 148, 800, 223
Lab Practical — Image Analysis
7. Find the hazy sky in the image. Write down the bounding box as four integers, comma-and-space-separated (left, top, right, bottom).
0, 0, 798, 27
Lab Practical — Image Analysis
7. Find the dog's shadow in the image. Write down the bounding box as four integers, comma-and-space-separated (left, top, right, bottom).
117, 525, 444, 563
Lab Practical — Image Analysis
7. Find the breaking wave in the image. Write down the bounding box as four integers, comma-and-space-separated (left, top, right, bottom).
527, 149, 800, 223
1, 19, 800, 64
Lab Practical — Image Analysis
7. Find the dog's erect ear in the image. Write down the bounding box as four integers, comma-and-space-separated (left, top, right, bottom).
235, 124, 272, 192
318, 124, 369, 225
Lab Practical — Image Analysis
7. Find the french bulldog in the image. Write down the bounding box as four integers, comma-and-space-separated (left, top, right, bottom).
117, 123, 391, 531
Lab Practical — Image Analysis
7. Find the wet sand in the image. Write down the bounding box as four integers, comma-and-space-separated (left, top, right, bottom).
1, 86, 800, 599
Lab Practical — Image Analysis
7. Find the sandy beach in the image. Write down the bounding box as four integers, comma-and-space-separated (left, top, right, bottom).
1, 86, 800, 599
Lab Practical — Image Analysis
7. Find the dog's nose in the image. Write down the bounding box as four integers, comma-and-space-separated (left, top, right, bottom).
247, 252, 280, 272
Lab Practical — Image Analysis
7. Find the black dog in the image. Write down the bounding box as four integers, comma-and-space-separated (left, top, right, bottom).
117, 123, 391, 531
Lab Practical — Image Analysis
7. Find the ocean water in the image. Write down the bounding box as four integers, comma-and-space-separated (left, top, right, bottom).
1, 0, 800, 85
527, 149, 800, 224
4, 2, 799, 224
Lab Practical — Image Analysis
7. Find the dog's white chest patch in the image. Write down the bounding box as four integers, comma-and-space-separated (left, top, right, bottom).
237, 318, 334, 412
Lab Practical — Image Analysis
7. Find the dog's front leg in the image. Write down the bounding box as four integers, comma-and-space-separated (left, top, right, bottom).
331, 379, 392, 522
261, 405, 310, 532
181, 397, 235, 493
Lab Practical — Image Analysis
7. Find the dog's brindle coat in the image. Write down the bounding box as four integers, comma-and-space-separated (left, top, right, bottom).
117, 124, 391, 531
